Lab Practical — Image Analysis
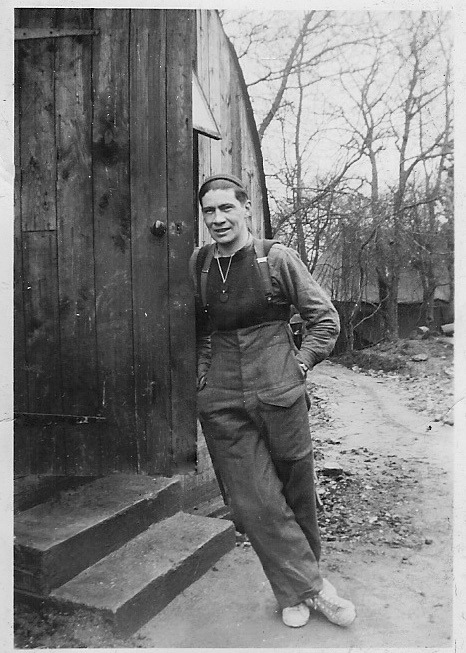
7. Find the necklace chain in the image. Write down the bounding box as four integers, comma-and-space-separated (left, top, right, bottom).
215, 250, 233, 285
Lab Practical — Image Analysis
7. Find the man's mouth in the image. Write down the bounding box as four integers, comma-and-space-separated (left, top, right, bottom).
214, 227, 230, 236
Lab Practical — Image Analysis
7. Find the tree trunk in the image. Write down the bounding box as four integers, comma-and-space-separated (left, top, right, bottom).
293, 41, 309, 269
378, 274, 399, 340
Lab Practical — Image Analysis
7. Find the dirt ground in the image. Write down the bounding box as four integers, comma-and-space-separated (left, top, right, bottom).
13, 335, 457, 649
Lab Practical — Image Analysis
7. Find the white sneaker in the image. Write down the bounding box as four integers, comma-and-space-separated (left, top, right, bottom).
282, 602, 310, 627
306, 578, 356, 627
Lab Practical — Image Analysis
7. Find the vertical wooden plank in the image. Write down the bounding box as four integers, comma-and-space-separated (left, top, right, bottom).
244, 111, 258, 236
55, 9, 96, 413
196, 11, 212, 246
92, 9, 136, 473
130, 9, 171, 474
246, 108, 262, 236
22, 232, 61, 413
14, 37, 27, 414
17, 9, 58, 413
166, 9, 197, 473
240, 102, 251, 189
22, 233, 66, 475
17, 9, 57, 232
196, 10, 211, 182
219, 24, 233, 171
14, 420, 65, 477
239, 100, 258, 235
14, 22, 30, 474
57, 423, 100, 476
207, 11, 222, 173
15, 9, 65, 476
192, 10, 200, 247
193, 133, 200, 247
197, 134, 213, 247
230, 63, 243, 178
245, 113, 263, 237
55, 9, 100, 474
33, 424, 67, 476
14, 424, 33, 478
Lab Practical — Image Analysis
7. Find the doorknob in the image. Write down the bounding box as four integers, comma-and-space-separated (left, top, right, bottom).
150, 221, 167, 237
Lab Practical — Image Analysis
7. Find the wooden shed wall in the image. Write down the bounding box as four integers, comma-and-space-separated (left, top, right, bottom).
14, 8, 196, 478
180, 11, 272, 506
14, 9, 269, 496
195, 11, 268, 246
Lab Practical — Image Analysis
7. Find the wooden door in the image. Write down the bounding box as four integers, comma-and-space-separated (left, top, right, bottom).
14, 8, 196, 477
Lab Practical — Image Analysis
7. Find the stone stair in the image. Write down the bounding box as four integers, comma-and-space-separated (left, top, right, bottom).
14, 474, 235, 635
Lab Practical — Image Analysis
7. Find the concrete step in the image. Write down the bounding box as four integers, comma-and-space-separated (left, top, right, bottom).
15, 474, 181, 595
189, 495, 232, 520
51, 511, 236, 635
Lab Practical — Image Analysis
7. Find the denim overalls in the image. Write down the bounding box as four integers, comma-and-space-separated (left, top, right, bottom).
195, 242, 323, 608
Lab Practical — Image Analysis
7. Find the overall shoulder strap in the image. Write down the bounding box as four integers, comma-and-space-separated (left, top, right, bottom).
200, 243, 216, 307
197, 238, 279, 307
252, 238, 279, 302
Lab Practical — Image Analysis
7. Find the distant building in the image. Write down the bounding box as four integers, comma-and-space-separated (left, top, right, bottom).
314, 250, 452, 351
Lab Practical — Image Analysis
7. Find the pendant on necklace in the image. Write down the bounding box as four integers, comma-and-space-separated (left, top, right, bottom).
215, 250, 233, 304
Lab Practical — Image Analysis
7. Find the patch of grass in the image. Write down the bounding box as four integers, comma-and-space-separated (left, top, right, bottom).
334, 348, 407, 372
332, 336, 453, 374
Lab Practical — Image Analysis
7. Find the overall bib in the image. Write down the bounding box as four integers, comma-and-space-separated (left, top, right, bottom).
196, 244, 323, 608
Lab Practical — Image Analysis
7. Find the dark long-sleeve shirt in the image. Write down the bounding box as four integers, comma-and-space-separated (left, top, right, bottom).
192, 241, 340, 377
267, 243, 340, 369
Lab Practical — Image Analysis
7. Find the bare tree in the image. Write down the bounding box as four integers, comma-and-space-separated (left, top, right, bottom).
406, 29, 453, 327
379, 12, 452, 338
335, 11, 452, 340
257, 12, 315, 141
224, 10, 453, 348
223, 10, 376, 141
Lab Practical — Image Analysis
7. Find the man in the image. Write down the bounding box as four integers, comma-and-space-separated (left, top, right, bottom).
191, 173, 356, 628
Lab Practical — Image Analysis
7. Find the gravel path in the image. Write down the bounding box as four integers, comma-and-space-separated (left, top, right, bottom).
14, 351, 456, 648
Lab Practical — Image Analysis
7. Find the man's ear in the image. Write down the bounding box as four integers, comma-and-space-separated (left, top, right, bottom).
245, 199, 252, 215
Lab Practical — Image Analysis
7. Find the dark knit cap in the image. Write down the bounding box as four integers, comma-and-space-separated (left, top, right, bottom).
198, 173, 247, 198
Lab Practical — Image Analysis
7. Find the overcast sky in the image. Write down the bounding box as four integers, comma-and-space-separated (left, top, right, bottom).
223, 10, 452, 205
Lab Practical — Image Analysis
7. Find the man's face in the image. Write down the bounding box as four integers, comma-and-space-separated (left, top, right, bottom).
201, 188, 251, 248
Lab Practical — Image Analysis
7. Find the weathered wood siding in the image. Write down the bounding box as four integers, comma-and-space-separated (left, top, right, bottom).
14, 9, 267, 491
92, 9, 134, 473
15, 9, 196, 477
195, 10, 267, 246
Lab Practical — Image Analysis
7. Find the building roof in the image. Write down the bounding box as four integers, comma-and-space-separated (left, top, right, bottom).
313, 251, 451, 304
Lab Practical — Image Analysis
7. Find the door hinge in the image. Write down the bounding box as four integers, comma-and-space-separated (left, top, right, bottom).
14, 412, 106, 425
15, 27, 99, 41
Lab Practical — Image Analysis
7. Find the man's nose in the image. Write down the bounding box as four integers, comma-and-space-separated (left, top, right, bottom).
212, 209, 225, 222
